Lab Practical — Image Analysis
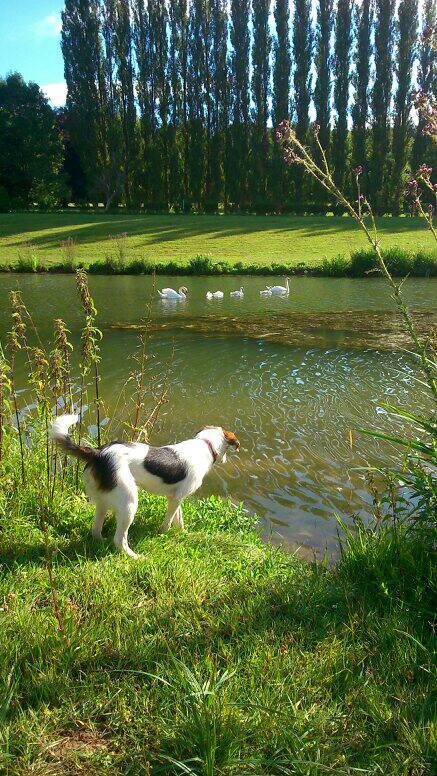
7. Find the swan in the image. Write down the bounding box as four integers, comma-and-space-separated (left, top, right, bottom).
259, 287, 272, 296
269, 277, 290, 295
206, 290, 224, 299
158, 286, 188, 300
230, 287, 244, 298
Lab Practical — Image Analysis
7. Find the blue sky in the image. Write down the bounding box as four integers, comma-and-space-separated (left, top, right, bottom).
0, 0, 66, 105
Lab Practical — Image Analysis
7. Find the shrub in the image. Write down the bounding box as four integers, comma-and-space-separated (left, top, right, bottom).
349, 247, 437, 277
187, 254, 216, 274
321, 255, 349, 276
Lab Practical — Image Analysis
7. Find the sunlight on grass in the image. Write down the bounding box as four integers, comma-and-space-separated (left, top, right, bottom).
0, 213, 434, 267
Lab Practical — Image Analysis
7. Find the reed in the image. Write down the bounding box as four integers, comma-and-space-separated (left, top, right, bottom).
75, 268, 102, 448
59, 236, 77, 270
7, 291, 27, 484
0, 345, 11, 469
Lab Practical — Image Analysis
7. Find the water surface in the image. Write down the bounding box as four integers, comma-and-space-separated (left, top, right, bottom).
0, 274, 434, 554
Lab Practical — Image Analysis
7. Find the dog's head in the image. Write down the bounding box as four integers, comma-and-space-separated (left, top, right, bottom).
222, 428, 240, 451
196, 425, 240, 461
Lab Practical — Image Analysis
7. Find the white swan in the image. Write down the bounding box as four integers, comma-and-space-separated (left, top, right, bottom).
158, 286, 188, 300
269, 277, 290, 295
230, 287, 244, 298
206, 290, 224, 299
259, 287, 272, 296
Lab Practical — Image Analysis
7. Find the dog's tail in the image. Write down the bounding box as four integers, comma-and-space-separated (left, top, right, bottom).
49, 414, 98, 463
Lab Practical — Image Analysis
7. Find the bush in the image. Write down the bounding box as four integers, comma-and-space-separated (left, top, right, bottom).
187, 254, 216, 274
349, 247, 437, 277
321, 255, 350, 276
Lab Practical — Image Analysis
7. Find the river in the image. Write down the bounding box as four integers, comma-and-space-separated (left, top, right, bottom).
0, 274, 434, 554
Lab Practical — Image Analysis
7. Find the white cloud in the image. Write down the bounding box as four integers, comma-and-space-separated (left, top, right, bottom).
42, 82, 67, 107
34, 13, 62, 38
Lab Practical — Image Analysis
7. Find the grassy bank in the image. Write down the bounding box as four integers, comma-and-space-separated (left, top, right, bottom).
0, 246, 436, 278
0, 433, 435, 774
0, 212, 435, 272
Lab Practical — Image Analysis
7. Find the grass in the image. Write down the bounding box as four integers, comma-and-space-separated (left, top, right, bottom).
0, 212, 436, 271
0, 463, 435, 774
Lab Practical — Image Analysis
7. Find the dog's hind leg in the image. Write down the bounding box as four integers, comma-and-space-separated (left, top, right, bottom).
114, 502, 138, 557
113, 470, 139, 558
174, 504, 184, 530
92, 502, 107, 540
160, 497, 182, 533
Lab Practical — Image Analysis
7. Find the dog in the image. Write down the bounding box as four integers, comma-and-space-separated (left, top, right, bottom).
50, 415, 240, 557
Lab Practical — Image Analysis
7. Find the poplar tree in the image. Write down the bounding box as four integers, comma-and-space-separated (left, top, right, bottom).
352, 0, 372, 188
209, 0, 228, 210
187, 0, 206, 207
229, 0, 250, 209
391, 0, 418, 213
167, 0, 186, 209
314, 0, 333, 206
292, 0, 313, 204
411, 0, 436, 170
370, 0, 395, 212
100, 0, 124, 208
314, 0, 333, 160
61, 0, 104, 200
272, 0, 291, 210
155, 1, 171, 208
113, 0, 138, 207
251, 0, 271, 211
332, 0, 353, 193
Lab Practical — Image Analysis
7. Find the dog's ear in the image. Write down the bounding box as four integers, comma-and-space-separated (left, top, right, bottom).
223, 429, 240, 450
195, 424, 214, 436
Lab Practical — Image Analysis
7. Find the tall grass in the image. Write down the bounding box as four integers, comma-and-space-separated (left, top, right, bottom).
1, 247, 436, 276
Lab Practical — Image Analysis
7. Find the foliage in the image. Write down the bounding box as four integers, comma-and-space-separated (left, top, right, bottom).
314, 0, 333, 206
0, 73, 67, 208
411, 0, 437, 170
2, 6, 435, 214
352, 0, 372, 186
391, 0, 419, 214
332, 0, 353, 192
370, 0, 396, 212
272, 0, 291, 211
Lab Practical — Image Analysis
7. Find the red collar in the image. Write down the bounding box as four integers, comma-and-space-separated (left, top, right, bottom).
202, 438, 218, 463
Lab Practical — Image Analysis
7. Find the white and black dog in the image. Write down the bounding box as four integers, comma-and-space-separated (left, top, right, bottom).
50, 415, 240, 558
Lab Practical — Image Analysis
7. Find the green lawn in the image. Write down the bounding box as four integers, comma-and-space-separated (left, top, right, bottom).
0, 212, 434, 268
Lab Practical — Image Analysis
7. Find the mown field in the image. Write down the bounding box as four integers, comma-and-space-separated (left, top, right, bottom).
0, 212, 435, 268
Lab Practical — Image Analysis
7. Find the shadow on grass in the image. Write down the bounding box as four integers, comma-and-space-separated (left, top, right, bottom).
0, 512, 162, 570
0, 213, 429, 254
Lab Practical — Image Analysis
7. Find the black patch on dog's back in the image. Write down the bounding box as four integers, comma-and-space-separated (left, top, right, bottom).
143, 446, 188, 485
85, 451, 118, 492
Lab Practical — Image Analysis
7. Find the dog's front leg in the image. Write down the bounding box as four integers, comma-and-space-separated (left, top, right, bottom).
160, 497, 182, 533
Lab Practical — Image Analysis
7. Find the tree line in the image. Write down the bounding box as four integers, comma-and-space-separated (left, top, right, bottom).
1, 1, 435, 214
